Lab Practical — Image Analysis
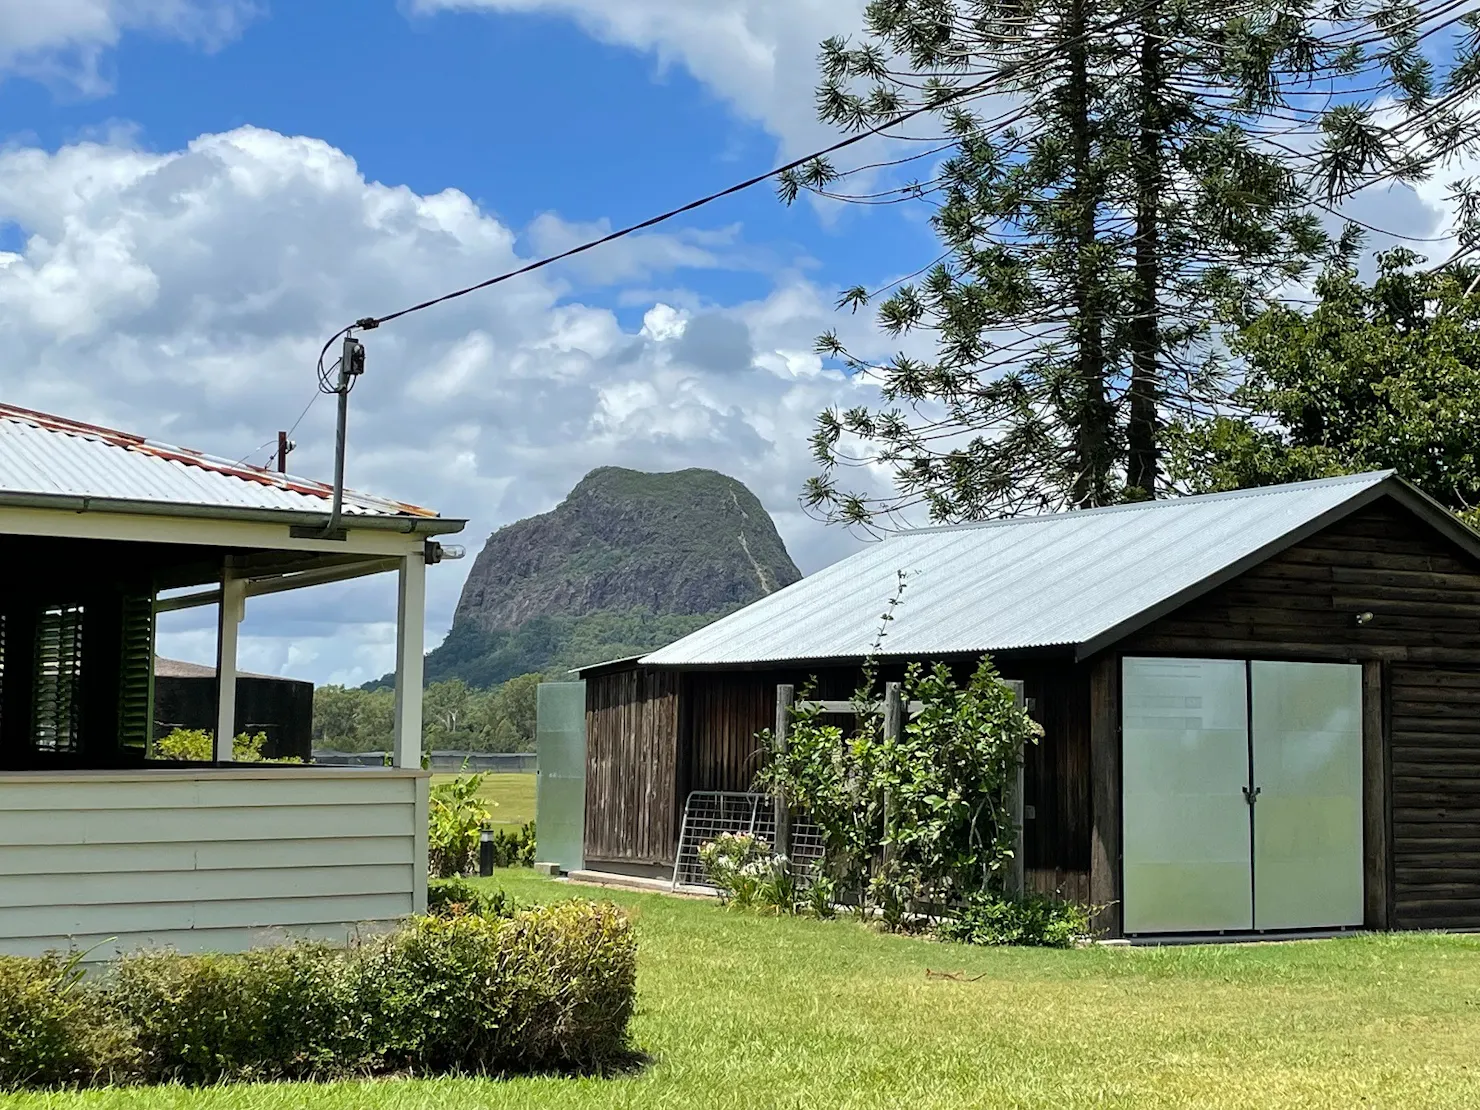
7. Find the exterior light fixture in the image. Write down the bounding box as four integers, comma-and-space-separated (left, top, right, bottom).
479, 827, 495, 877
1354, 611, 1375, 626
424, 541, 467, 565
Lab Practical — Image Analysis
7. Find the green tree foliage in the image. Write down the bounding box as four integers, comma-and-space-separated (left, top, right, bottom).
153, 729, 297, 764
787, 0, 1480, 523
418, 607, 736, 691
1168, 249, 1480, 526
312, 675, 545, 754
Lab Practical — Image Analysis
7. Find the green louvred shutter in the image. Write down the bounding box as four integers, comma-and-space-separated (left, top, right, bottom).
118, 592, 156, 754
33, 605, 84, 752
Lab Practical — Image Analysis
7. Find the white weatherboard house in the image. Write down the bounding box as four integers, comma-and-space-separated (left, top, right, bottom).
0, 404, 465, 959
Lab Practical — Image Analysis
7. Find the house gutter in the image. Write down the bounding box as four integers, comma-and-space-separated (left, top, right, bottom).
0, 491, 466, 536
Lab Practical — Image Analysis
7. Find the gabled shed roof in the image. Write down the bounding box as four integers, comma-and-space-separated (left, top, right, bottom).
0, 403, 460, 532
638, 471, 1480, 668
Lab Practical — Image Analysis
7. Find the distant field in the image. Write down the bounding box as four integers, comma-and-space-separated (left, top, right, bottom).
430, 771, 535, 828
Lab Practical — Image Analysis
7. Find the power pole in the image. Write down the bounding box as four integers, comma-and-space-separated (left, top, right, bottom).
276, 431, 295, 474
322, 333, 365, 538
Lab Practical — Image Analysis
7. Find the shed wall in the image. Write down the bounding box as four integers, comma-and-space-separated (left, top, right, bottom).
584, 668, 679, 867
1120, 499, 1480, 932
0, 768, 427, 959
584, 659, 1094, 882
1389, 665, 1480, 929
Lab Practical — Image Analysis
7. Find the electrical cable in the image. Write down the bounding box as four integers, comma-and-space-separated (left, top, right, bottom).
347, 93, 990, 333
323, 0, 1173, 341
291, 0, 1479, 420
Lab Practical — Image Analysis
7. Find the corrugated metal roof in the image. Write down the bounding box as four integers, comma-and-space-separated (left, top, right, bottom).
0, 403, 440, 519
154, 656, 294, 683
640, 471, 1415, 667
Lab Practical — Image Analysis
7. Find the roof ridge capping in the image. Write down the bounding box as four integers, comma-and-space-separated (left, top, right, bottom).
887, 469, 1398, 539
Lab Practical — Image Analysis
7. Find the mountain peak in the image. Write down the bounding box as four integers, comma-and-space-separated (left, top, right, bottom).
452, 467, 802, 635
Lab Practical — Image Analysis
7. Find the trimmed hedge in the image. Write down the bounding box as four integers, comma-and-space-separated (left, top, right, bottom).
0, 900, 636, 1089
427, 877, 521, 920
0, 954, 137, 1089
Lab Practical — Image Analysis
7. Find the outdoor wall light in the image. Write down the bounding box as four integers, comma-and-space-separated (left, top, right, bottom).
1354, 611, 1375, 626
424, 541, 467, 565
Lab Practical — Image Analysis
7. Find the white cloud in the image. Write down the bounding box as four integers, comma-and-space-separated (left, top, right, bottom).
0, 125, 883, 685
412, 0, 867, 154
0, 0, 256, 92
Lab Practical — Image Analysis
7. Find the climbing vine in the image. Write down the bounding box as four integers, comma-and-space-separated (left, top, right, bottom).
756, 654, 1041, 914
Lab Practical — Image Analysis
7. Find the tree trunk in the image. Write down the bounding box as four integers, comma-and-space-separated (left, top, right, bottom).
1066, 0, 1112, 508
1127, 0, 1163, 499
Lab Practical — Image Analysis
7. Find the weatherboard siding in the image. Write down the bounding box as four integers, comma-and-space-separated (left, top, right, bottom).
0, 768, 426, 960
1389, 665, 1480, 929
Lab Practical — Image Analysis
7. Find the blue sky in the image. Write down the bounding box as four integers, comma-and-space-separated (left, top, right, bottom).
0, 1, 1461, 685
0, 0, 929, 684
0, 1, 929, 324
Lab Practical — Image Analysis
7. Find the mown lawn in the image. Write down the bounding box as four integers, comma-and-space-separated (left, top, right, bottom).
430, 771, 535, 828
16, 871, 1480, 1109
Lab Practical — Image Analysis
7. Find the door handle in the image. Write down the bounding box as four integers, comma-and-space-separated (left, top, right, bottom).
1243, 785, 1261, 806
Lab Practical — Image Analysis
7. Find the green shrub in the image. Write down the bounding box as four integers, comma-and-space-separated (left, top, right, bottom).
359, 902, 637, 1076
698, 834, 837, 916
2, 899, 637, 1089
935, 893, 1093, 949
427, 878, 520, 919
487, 821, 537, 869
108, 944, 364, 1084
0, 953, 137, 1090
428, 775, 492, 877
698, 832, 774, 908
154, 729, 301, 764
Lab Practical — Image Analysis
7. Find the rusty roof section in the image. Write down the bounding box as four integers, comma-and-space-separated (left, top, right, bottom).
0, 402, 441, 520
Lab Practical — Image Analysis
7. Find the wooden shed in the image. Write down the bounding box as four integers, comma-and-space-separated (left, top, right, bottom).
578, 471, 1480, 939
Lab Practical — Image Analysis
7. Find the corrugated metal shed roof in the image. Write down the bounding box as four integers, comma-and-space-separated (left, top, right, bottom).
0, 403, 442, 521
154, 656, 296, 683
640, 471, 1450, 668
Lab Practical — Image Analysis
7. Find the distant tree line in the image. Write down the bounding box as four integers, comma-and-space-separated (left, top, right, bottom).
419, 608, 735, 690
312, 674, 542, 753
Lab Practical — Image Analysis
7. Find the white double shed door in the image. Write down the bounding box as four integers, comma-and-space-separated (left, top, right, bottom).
1122, 657, 1365, 936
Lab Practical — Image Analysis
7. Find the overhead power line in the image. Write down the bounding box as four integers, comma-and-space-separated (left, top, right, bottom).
309, 0, 1167, 376
344, 84, 995, 336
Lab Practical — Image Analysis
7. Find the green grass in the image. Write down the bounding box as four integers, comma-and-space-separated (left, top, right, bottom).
16, 873, 1480, 1109
430, 772, 534, 828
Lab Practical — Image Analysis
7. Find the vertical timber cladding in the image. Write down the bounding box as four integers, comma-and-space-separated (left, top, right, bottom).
674, 660, 1094, 902
1390, 666, 1480, 929
678, 668, 861, 800
1124, 497, 1480, 931
1019, 663, 1093, 905
583, 667, 679, 866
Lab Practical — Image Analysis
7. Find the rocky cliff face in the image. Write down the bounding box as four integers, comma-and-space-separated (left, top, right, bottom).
453, 467, 803, 634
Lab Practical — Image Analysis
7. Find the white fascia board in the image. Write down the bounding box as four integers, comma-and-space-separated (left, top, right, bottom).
0, 505, 427, 557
